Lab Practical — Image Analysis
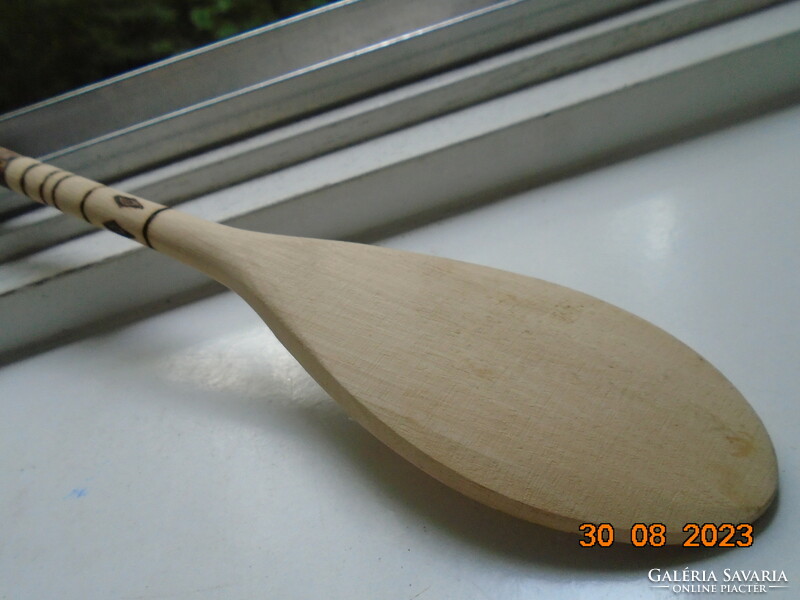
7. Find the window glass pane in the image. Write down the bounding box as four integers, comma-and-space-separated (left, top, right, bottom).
0, 0, 335, 114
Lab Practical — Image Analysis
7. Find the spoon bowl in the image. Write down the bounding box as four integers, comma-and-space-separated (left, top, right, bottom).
0, 147, 777, 543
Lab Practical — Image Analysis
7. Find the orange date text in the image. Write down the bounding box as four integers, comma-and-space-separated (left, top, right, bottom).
578, 523, 754, 547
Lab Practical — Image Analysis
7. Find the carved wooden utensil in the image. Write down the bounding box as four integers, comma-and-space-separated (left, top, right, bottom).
0, 147, 777, 544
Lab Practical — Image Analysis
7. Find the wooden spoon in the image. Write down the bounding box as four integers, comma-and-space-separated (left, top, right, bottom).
0, 148, 777, 544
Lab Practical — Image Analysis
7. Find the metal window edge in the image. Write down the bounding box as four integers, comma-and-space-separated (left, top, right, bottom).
1, 1, 800, 363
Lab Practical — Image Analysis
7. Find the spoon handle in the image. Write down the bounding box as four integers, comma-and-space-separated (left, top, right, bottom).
0, 147, 244, 284
1, 148, 172, 248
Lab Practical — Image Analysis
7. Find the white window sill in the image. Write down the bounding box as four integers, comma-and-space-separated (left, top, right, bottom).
1, 101, 797, 598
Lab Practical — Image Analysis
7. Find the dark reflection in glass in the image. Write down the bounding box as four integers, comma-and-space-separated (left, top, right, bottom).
0, 0, 333, 114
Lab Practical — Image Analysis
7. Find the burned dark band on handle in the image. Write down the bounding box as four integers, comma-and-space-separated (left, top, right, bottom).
17, 163, 39, 197
142, 206, 170, 248
37, 170, 60, 206
79, 185, 104, 223
0, 148, 21, 188
48, 173, 74, 210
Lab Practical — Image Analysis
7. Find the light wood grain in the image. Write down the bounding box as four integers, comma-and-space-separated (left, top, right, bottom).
0, 148, 777, 543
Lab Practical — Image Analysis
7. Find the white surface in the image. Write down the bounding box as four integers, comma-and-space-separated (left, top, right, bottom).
2, 105, 799, 598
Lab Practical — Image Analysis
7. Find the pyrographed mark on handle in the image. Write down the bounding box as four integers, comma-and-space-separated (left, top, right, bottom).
49, 173, 74, 211
114, 195, 144, 209
103, 220, 135, 239
37, 170, 60, 206
17, 163, 40, 198
142, 207, 170, 248
78, 185, 104, 223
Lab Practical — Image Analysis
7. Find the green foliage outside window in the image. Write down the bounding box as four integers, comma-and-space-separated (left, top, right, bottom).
0, 0, 333, 114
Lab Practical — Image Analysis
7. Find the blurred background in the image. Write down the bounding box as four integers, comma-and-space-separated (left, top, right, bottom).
0, 0, 334, 114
